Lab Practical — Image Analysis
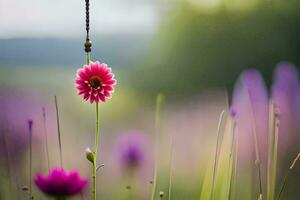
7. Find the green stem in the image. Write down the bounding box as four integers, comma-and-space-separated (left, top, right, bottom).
210, 110, 226, 200
42, 107, 51, 172
151, 94, 164, 200
2, 126, 14, 198
228, 121, 236, 200
267, 101, 275, 200
93, 103, 100, 200
247, 89, 263, 199
86, 47, 97, 200
276, 170, 290, 200
269, 102, 279, 200
86, 52, 90, 65
55, 96, 63, 168
55, 196, 67, 200
29, 124, 32, 200
229, 125, 238, 200
168, 136, 174, 200
276, 153, 300, 200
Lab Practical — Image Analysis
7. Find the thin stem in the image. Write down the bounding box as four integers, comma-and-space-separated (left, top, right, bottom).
228, 121, 236, 200
55, 196, 67, 200
92, 103, 100, 200
210, 110, 226, 200
92, 161, 97, 200
2, 129, 13, 197
86, 53, 90, 65
276, 153, 300, 200
267, 101, 279, 200
271, 120, 279, 198
55, 96, 63, 168
151, 94, 164, 200
247, 89, 263, 199
230, 124, 239, 200
42, 107, 50, 172
267, 101, 274, 200
28, 120, 33, 200
168, 136, 174, 200
95, 103, 100, 155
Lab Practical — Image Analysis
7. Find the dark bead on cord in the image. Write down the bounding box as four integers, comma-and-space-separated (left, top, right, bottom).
84, 39, 92, 53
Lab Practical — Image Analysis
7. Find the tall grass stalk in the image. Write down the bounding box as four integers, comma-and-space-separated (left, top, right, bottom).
227, 119, 237, 200
2, 127, 13, 198
54, 96, 63, 168
267, 101, 279, 200
42, 107, 50, 171
28, 120, 33, 200
168, 135, 174, 200
151, 94, 165, 200
247, 89, 263, 199
267, 101, 275, 200
276, 152, 300, 200
231, 126, 239, 200
210, 110, 226, 200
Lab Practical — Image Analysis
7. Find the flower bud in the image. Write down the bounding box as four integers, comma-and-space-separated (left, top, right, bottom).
85, 147, 94, 163
159, 191, 164, 198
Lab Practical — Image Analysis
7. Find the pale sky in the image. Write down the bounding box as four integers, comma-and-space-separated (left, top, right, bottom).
0, 0, 160, 38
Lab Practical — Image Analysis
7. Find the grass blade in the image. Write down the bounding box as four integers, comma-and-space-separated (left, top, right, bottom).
276, 153, 300, 200
151, 93, 165, 200
210, 109, 226, 200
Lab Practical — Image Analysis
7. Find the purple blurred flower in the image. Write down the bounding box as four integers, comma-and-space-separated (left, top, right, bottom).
115, 131, 149, 172
229, 108, 237, 118
34, 168, 88, 198
231, 69, 269, 160
231, 62, 300, 177
0, 91, 46, 165
28, 119, 33, 131
272, 62, 300, 154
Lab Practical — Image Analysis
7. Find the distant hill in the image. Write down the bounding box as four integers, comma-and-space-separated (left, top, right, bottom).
0, 34, 152, 68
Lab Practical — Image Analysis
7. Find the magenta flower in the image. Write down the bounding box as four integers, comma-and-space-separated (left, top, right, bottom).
75, 61, 116, 103
115, 132, 150, 172
34, 168, 88, 199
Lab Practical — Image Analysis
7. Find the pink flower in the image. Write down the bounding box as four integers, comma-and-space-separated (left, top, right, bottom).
34, 168, 88, 198
75, 61, 116, 103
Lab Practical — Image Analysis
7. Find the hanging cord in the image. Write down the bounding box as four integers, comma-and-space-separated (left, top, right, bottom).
84, 0, 92, 55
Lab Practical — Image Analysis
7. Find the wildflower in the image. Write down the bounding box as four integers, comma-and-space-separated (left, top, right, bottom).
115, 132, 149, 172
28, 119, 33, 131
0, 92, 44, 165
272, 62, 300, 154
75, 61, 116, 104
231, 69, 269, 159
34, 168, 88, 199
231, 69, 269, 196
